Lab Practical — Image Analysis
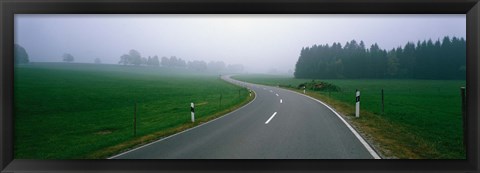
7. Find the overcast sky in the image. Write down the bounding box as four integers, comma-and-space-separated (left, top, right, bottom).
15, 14, 466, 73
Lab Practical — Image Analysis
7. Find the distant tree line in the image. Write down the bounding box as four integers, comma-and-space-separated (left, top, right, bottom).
188, 60, 244, 73
161, 56, 186, 68
13, 45, 244, 73
118, 49, 244, 73
294, 36, 466, 80
119, 50, 160, 66
16, 44, 78, 64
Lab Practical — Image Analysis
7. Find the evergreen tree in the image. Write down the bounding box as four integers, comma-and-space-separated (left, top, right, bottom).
14, 44, 29, 64
62, 53, 74, 63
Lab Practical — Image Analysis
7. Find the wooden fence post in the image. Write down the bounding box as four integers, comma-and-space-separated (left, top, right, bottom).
382, 89, 385, 114
461, 87, 466, 148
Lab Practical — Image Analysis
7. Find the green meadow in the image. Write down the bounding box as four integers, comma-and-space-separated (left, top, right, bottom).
233, 74, 466, 159
14, 63, 252, 159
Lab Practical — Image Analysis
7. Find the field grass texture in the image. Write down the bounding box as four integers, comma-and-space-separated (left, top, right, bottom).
233, 74, 466, 159
14, 63, 252, 159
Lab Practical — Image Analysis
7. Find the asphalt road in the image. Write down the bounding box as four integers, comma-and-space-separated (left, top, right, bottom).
111, 75, 380, 159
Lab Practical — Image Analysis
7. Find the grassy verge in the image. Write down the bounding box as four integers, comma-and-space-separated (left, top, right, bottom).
89, 88, 254, 159
14, 63, 254, 159
233, 74, 466, 159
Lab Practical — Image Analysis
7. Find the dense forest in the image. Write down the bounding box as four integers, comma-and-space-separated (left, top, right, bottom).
294, 36, 466, 80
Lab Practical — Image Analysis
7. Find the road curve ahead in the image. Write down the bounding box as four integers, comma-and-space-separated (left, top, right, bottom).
111, 75, 380, 159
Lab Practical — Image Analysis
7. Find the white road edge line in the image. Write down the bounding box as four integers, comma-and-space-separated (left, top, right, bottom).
280, 88, 382, 159
275, 93, 279, 96
227, 76, 380, 159
108, 78, 257, 159
265, 112, 277, 124
228, 76, 380, 158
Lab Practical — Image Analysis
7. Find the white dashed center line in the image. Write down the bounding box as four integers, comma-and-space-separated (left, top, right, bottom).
265, 112, 277, 124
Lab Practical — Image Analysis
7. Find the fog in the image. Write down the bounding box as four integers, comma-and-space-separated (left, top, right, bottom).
15, 14, 465, 73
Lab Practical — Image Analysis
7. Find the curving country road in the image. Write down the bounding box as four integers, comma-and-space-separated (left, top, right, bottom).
110, 75, 380, 159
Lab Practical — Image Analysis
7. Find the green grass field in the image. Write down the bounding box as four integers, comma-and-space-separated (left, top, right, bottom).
233, 74, 466, 159
14, 63, 252, 159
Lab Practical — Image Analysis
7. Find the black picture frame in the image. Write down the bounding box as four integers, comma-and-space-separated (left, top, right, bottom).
1, 0, 479, 172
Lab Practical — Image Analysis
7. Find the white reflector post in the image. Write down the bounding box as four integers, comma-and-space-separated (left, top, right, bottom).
356, 90, 360, 118
191, 102, 195, 122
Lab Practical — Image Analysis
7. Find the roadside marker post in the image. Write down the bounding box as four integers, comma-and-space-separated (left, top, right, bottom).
303, 86, 306, 94
219, 93, 222, 108
133, 101, 137, 136
356, 90, 360, 118
191, 102, 195, 123
249, 89, 252, 97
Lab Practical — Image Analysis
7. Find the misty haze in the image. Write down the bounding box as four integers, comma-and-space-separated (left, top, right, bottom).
14, 14, 467, 160
15, 14, 465, 74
